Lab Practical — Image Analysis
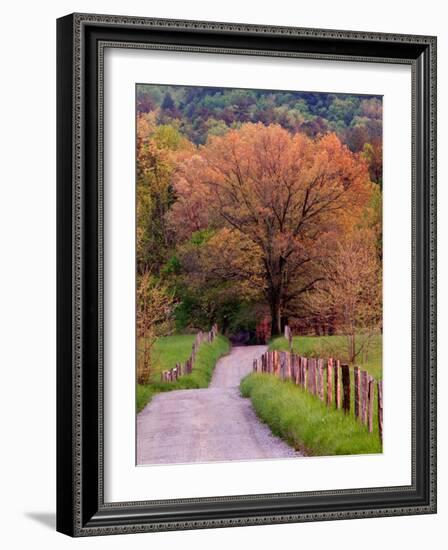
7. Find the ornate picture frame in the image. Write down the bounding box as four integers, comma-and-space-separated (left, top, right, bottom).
57, 13, 436, 536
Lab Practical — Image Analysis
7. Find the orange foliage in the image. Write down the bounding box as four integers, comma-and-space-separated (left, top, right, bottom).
171, 123, 372, 335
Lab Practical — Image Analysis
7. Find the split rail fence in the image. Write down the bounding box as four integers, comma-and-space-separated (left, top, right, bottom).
253, 348, 383, 441
160, 324, 219, 383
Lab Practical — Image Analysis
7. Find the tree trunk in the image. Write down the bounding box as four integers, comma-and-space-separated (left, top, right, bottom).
266, 258, 284, 337
348, 333, 356, 363
270, 298, 282, 336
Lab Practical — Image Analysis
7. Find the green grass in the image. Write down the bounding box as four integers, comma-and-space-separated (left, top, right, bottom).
241, 373, 382, 456
145, 334, 197, 382
270, 334, 382, 380
137, 334, 230, 412
269, 334, 382, 425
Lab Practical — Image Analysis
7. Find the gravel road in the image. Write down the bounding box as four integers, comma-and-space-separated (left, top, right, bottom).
137, 345, 300, 465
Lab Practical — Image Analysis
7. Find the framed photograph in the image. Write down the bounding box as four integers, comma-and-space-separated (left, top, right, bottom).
57, 13, 437, 536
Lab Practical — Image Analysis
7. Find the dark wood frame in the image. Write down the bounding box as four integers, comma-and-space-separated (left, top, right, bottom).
57, 13, 437, 537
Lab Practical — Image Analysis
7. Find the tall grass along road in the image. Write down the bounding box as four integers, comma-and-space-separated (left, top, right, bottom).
137, 345, 300, 465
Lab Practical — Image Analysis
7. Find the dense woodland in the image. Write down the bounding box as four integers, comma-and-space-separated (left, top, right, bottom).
136, 85, 382, 382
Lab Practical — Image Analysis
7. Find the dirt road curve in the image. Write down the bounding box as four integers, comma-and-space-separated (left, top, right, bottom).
137, 345, 300, 465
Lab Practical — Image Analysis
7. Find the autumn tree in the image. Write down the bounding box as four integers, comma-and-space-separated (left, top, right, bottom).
171, 123, 372, 335
173, 227, 264, 331
305, 228, 382, 363
136, 271, 176, 383
136, 112, 193, 275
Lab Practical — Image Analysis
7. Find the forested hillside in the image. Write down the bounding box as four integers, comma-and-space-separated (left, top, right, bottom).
137, 85, 382, 185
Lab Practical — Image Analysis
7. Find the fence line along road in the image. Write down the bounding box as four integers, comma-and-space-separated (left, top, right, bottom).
160, 324, 219, 383
253, 347, 382, 441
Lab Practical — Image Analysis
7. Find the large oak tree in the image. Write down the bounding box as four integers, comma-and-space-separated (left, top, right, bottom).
171, 123, 372, 335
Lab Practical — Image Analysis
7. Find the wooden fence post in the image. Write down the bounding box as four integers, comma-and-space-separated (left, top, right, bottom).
378, 380, 383, 441
295, 355, 301, 385
334, 360, 341, 409
307, 358, 312, 392
306, 357, 311, 392
286, 352, 293, 380
284, 325, 293, 351
308, 358, 316, 394
361, 370, 368, 424
313, 358, 318, 394
273, 350, 277, 376
303, 357, 308, 388
367, 377, 375, 433
282, 352, 287, 379
327, 358, 333, 406
341, 364, 351, 414
317, 359, 324, 401
354, 367, 361, 419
